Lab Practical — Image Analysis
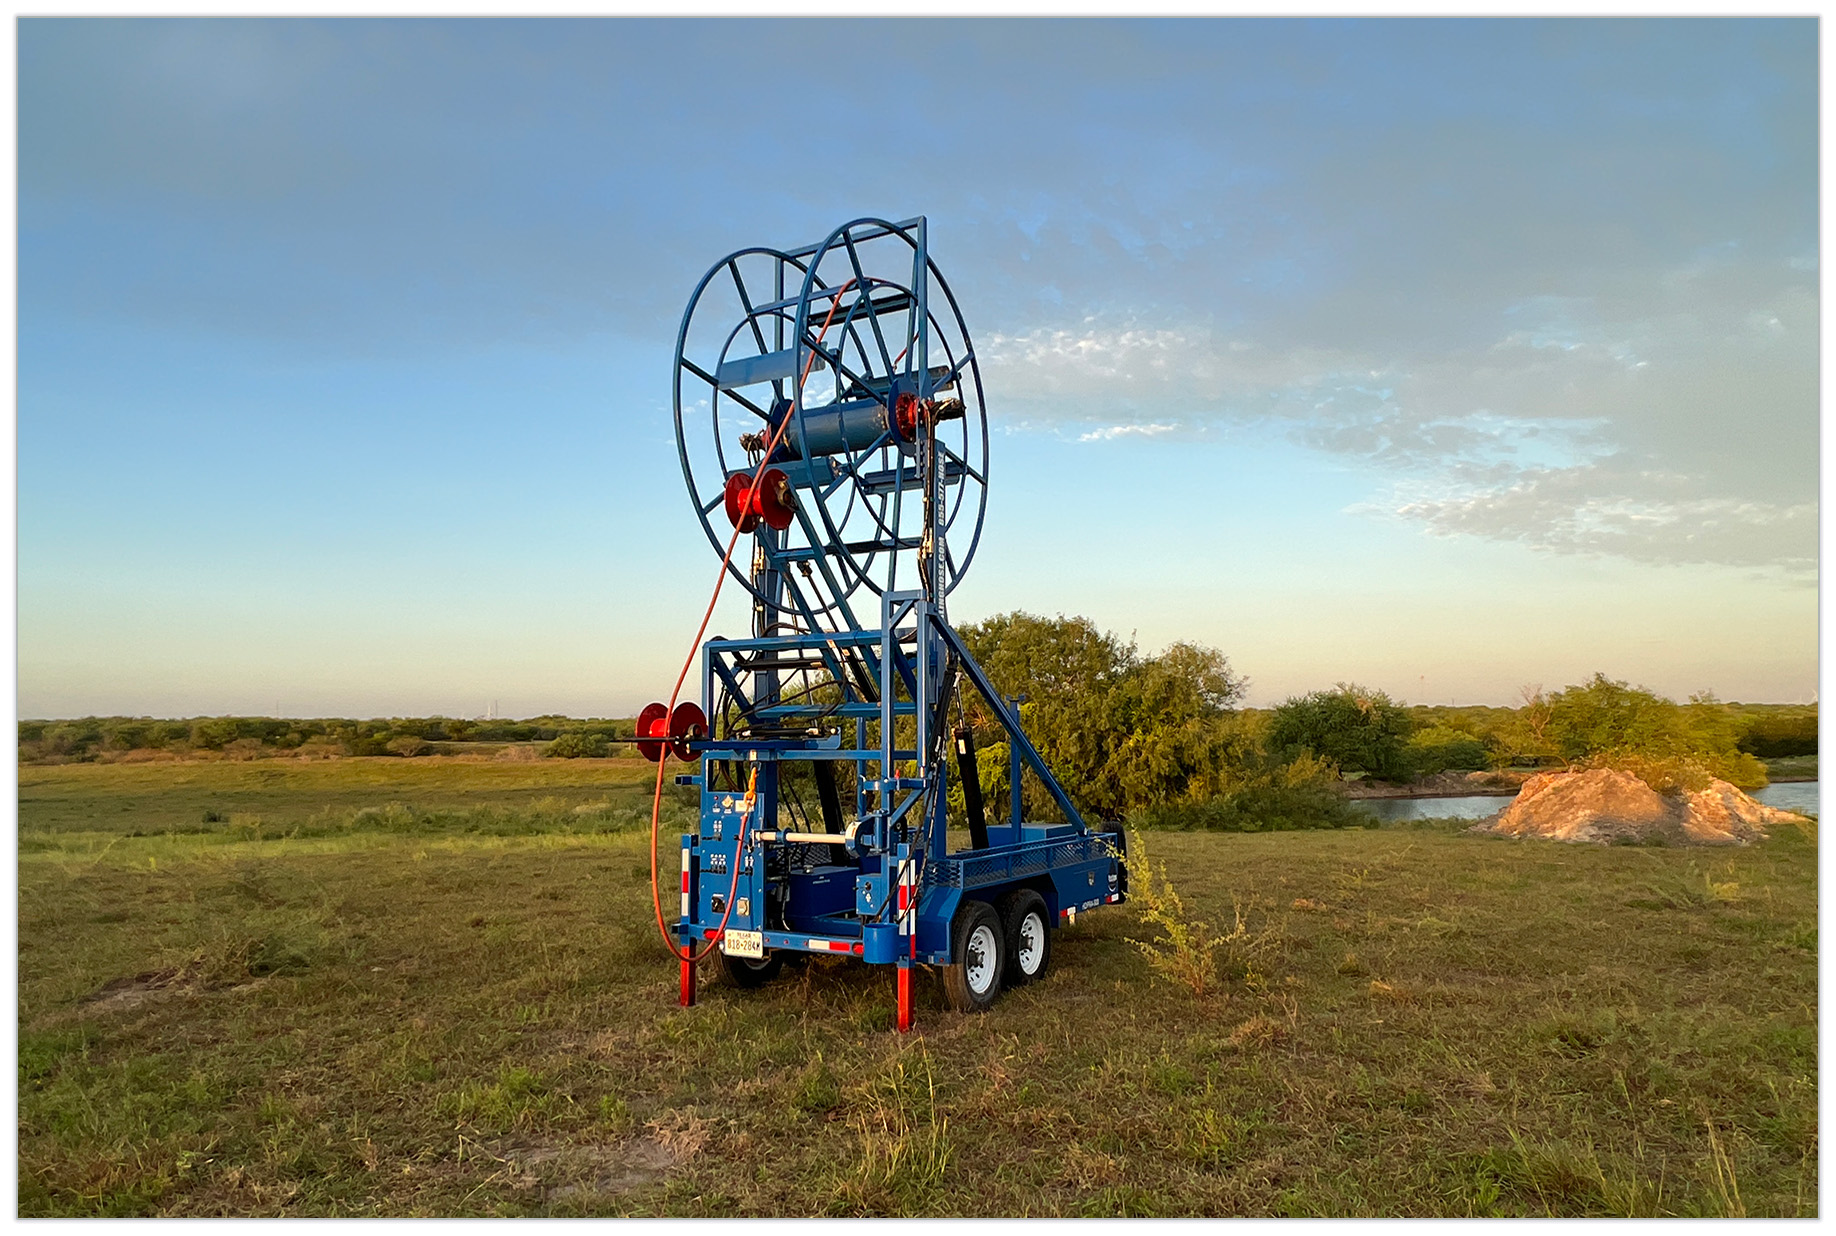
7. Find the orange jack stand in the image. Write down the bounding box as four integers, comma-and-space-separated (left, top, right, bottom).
679, 951, 697, 1007
896, 961, 913, 1032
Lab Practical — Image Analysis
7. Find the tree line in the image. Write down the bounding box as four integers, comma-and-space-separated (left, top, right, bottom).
19, 613, 1815, 831
949, 616, 1810, 829
15, 715, 639, 763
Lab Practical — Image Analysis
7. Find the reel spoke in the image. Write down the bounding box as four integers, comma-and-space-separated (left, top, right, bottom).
729, 259, 772, 367
680, 357, 774, 422
936, 440, 984, 486
841, 235, 898, 377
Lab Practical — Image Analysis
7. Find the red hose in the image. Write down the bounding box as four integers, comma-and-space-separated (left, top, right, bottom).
648, 281, 858, 963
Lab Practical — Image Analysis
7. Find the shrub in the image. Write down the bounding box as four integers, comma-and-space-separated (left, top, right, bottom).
1267, 684, 1414, 781
1737, 708, 1818, 758
1122, 829, 1226, 997
544, 732, 609, 759
1406, 725, 1494, 776
953, 613, 1249, 823
1130, 752, 1356, 832
1544, 675, 1768, 791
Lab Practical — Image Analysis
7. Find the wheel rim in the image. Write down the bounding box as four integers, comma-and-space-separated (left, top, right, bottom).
1017, 912, 1045, 975
965, 923, 998, 995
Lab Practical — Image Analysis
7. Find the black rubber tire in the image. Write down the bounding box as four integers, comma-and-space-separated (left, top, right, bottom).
942, 900, 1005, 1013
715, 948, 784, 988
996, 889, 1052, 987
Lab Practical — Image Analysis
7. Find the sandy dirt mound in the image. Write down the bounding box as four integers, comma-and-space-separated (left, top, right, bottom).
1477, 768, 1803, 846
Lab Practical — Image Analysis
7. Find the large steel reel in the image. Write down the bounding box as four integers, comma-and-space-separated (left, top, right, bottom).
673, 218, 990, 623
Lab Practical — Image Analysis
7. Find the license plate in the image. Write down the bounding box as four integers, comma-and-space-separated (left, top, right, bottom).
721, 929, 764, 959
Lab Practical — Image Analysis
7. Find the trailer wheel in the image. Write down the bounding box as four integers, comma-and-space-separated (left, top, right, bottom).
715, 949, 784, 988
942, 900, 1005, 1013
997, 889, 1051, 987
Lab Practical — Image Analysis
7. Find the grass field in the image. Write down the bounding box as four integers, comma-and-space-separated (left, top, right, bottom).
17, 757, 1818, 1216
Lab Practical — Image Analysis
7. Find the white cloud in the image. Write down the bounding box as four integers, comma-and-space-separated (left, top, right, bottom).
1366, 466, 1817, 574
976, 255, 1815, 574
1076, 422, 1179, 442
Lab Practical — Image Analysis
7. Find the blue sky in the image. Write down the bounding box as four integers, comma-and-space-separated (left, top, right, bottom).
18, 18, 1819, 718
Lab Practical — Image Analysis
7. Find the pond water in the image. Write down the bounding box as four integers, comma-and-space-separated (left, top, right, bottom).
1350, 794, 1511, 823
1350, 779, 1820, 823
1754, 780, 1820, 816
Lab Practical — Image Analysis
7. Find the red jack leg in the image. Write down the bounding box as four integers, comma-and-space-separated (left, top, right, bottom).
896, 962, 913, 1032
679, 952, 697, 1007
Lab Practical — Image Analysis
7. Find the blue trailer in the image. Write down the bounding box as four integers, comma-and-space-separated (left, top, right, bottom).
648, 217, 1126, 1029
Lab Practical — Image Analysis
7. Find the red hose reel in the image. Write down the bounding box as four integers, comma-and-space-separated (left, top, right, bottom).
723, 466, 795, 533
636, 700, 707, 762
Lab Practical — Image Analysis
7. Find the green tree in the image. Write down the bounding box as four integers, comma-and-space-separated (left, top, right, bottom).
954, 613, 1137, 820
1546, 673, 1680, 760
1102, 642, 1249, 808
1542, 673, 1767, 790
950, 612, 1343, 829
1406, 724, 1493, 775
1266, 684, 1415, 782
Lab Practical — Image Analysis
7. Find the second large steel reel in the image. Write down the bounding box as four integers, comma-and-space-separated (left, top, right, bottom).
672, 217, 990, 624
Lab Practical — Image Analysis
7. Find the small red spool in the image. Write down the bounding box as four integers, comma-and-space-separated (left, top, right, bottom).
723, 467, 795, 533
635, 702, 670, 763
722, 471, 760, 533
668, 701, 707, 762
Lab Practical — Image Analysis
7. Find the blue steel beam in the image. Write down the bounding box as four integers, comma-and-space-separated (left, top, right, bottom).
930, 614, 1089, 833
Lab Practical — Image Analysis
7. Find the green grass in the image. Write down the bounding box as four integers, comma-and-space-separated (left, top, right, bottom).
18, 761, 1818, 1216
18, 757, 699, 846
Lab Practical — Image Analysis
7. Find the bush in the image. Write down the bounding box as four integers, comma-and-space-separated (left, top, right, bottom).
1130, 782, 1357, 832
1738, 708, 1818, 758
1122, 829, 1227, 997
1544, 674, 1768, 791
1266, 684, 1414, 782
1406, 725, 1494, 776
1129, 750, 1355, 832
544, 733, 609, 759
953, 613, 1250, 823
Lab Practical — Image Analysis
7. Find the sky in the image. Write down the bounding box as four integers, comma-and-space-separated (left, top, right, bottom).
16, 17, 1820, 718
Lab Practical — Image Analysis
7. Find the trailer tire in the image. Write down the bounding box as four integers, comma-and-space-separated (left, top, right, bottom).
942, 900, 1005, 1013
715, 949, 784, 988
997, 889, 1051, 987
